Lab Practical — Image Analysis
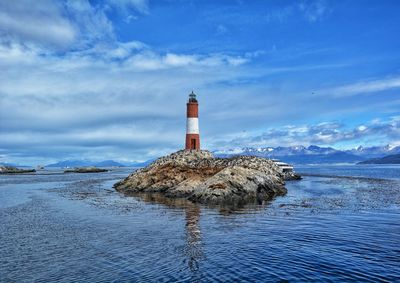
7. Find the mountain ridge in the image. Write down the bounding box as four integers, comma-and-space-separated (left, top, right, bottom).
213, 144, 400, 164
46, 160, 126, 168
358, 153, 400, 164
4, 144, 400, 167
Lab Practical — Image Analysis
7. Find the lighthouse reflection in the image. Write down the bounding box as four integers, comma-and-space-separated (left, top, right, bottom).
184, 205, 202, 272
132, 193, 203, 272
126, 193, 267, 274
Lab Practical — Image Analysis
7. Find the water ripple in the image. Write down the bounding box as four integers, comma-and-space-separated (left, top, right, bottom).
1, 167, 400, 282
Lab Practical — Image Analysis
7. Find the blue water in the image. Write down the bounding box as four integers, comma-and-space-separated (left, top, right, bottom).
296, 164, 400, 180
1, 165, 399, 282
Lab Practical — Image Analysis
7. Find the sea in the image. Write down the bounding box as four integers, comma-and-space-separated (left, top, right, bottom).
1, 164, 399, 282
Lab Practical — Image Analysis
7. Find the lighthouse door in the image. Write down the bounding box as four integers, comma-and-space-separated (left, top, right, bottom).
191, 139, 197, 150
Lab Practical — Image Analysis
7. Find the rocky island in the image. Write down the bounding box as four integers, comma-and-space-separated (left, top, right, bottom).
0, 166, 36, 174
64, 167, 108, 173
114, 150, 300, 205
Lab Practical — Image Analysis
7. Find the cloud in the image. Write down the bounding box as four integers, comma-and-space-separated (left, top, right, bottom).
211, 117, 400, 149
216, 24, 228, 35
306, 76, 400, 98
0, 30, 252, 164
124, 51, 249, 70
104, 41, 147, 59
264, 0, 330, 23
0, 0, 76, 47
2, 36, 396, 164
105, 0, 149, 15
1, 29, 397, 164
0, 0, 147, 50
298, 0, 329, 22
0, 0, 118, 50
333, 77, 400, 97
64, 0, 115, 48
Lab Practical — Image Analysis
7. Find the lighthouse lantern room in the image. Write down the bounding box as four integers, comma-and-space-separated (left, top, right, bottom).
185, 91, 200, 150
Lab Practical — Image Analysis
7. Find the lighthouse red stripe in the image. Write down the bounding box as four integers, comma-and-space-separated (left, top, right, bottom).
187, 103, 198, 118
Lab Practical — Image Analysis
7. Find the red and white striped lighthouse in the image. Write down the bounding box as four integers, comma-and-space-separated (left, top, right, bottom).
185, 91, 200, 150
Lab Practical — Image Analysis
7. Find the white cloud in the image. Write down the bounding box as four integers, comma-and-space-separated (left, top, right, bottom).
334, 77, 400, 96
298, 0, 329, 22
307, 76, 400, 98
264, 0, 330, 23
0, 0, 76, 47
105, 41, 147, 59
0, 27, 254, 164
65, 0, 115, 48
209, 117, 400, 149
0, 0, 120, 51
123, 51, 248, 70
105, 0, 149, 15
358, 125, 367, 131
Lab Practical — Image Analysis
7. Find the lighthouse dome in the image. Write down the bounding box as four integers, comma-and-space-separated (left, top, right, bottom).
188, 90, 197, 102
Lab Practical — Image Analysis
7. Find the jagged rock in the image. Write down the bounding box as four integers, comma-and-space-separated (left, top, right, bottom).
114, 150, 296, 205
282, 171, 303, 180
189, 166, 287, 204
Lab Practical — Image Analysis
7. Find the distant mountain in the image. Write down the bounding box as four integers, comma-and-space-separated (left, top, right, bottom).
93, 160, 126, 167
124, 158, 157, 167
0, 162, 31, 168
46, 160, 125, 168
358, 154, 400, 164
0, 162, 18, 167
42, 144, 400, 167
214, 145, 365, 164
46, 160, 92, 168
346, 145, 400, 158
214, 144, 400, 164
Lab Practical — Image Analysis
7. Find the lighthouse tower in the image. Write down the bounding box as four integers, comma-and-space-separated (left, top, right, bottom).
185, 91, 200, 150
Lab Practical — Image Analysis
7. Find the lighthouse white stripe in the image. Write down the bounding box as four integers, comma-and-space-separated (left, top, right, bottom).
186, 118, 199, 134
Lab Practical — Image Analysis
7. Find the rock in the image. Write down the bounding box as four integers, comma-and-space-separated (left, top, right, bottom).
114, 150, 298, 205
282, 171, 302, 180
189, 166, 287, 205
64, 167, 108, 173
0, 166, 36, 174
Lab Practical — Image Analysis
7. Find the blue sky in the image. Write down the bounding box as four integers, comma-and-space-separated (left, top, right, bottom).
0, 0, 400, 164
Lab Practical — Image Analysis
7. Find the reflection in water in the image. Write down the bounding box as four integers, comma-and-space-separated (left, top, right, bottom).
185, 205, 202, 272
126, 193, 204, 272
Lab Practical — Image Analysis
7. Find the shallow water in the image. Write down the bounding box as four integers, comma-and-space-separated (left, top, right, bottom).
1, 166, 399, 282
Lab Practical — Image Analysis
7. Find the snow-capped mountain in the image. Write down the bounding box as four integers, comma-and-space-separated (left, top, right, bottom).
346, 144, 400, 158
215, 145, 338, 157
213, 144, 400, 164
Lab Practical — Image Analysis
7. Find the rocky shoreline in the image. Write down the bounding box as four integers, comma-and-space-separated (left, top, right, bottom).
114, 150, 301, 205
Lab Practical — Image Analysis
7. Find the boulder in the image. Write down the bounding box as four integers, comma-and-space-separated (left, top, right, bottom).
282, 171, 303, 180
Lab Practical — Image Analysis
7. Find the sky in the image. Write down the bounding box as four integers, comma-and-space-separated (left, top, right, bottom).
0, 0, 400, 165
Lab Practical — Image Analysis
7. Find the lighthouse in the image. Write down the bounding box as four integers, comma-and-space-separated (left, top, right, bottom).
185, 91, 200, 150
